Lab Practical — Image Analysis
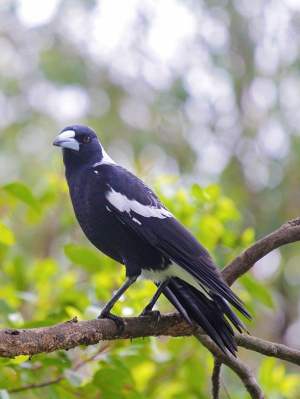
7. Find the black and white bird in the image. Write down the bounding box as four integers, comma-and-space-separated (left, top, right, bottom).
53, 125, 250, 355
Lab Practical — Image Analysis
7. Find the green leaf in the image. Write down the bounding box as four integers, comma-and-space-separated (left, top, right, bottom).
241, 227, 255, 246
3, 182, 40, 212
259, 358, 276, 391
9, 355, 29, 365
259, 357, 300, 396
64, 244, 104, 273
93, 358, 136, 396
0, 222, 15, 246
204, 184, 221, 201
0, 299, 15, 315
199, 214, 224, 249
241, 275, 274, 308
190, 184, 205, 201
216, 197, 240, 222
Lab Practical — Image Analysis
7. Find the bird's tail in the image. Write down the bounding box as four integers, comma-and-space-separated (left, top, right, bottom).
163, 278, 248, 355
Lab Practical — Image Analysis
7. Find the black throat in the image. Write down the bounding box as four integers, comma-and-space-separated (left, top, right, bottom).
62, 147, 102, 180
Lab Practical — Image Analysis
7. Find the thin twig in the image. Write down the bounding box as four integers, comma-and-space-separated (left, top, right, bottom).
197, 334, 265, 399
8, 377, 63, 394
236, 334, 300, 366
8, 343, 110, 394
212, 358, 222, 399
222, 217, 300, 285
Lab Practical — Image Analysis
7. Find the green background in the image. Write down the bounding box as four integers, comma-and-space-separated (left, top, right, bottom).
0, 0, 300, 397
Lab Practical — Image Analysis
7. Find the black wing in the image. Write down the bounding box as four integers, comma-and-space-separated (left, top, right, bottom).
99, 165, 250, 318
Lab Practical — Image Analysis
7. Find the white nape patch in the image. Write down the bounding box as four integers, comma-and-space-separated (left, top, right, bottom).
106, 206, 112, 212
58, 130, 75, 140
140, 264, 210, 298
93, 144, 116, 167
132, 217, 142, 225
106, 187, 173, 219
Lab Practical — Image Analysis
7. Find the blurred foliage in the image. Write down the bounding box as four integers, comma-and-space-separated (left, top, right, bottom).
1, 0, 300, 397
0, 176, 299, 398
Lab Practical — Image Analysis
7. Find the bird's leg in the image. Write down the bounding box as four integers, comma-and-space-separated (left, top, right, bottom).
139, 279, 170, 322
98, 276, 137, 333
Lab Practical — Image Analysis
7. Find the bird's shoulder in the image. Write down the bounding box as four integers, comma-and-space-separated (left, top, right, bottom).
92, 163, 163, 208
92, 164, 211, 261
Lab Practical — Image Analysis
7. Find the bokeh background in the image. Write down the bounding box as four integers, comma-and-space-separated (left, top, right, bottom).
1, 0, 300, 397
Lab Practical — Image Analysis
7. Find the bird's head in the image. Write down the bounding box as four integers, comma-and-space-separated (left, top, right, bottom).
53, 125, 113, 168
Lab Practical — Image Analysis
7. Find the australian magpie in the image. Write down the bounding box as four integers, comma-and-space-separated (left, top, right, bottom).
53, 125, 250, 355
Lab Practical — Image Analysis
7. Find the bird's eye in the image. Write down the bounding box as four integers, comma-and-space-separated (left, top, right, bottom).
82, 136, 91, 144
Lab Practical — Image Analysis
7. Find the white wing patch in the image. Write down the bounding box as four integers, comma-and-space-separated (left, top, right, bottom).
132, 217, 142, 225
106, 187, 173, 219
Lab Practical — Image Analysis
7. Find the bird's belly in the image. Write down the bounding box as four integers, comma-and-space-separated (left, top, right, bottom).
140, 264, 191, 283
77, 210, 125, 263
141, 263, 209, 297
140, 267, 171, 282
75, 205, 165, 271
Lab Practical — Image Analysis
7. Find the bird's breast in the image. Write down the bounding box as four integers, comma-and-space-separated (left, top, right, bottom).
67, 170, 123, 263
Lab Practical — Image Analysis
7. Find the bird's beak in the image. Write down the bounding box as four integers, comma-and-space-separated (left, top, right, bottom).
53, 130, 80, 151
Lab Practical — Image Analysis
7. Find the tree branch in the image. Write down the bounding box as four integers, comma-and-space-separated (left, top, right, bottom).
0, 314, 190, 358
222, 217, 300, 285
1, 313, 300, 367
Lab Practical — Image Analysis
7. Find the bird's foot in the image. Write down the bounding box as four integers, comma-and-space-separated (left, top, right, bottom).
139, 309, 161, 326
98, 311, 125, 335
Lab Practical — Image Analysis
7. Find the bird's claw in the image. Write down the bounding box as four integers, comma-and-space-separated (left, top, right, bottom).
98, 312, 125, 334
139, 309, 161, 326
